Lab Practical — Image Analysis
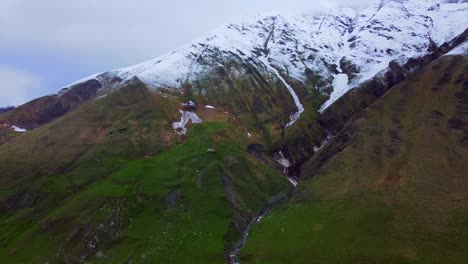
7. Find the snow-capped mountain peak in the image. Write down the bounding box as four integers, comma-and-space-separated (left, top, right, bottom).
60, 0, 467, 111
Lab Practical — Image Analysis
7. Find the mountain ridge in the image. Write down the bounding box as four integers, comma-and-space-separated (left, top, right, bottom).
42, 0, 468, 102
1, 0, 467, 132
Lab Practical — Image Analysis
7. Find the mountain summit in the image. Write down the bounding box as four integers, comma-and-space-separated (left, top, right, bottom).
62, 0, 467, 106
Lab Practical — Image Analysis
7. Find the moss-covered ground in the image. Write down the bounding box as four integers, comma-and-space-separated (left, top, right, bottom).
0, 121, 289, 263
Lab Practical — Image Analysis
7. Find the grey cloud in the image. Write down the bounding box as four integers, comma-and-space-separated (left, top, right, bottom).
0, 65, 43, 106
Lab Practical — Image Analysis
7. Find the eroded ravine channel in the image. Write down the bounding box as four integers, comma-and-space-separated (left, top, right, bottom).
228, 56, 303, 262
228, 152, 298, 264
228, 185, 295, 264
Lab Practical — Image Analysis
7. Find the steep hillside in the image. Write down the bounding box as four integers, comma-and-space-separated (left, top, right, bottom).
0, 79, 291, 263
239, 54, 468, 263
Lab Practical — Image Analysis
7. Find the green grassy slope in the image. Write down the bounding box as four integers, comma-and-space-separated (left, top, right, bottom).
240, 55, 468, 263
0, 79, 179, 195
0, 76, 292, 263
0, 121, 289, 263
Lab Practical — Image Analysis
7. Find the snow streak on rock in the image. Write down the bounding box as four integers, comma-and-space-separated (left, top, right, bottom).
313, 134, 335, 152
259, 56, 304, 128
277, 151, 298, 187
277, 151, 291, 168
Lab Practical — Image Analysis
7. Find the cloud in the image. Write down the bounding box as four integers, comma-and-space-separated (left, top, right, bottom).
0, 66, 43, 107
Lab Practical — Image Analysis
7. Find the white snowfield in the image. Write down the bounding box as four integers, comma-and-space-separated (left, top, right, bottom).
321, 73, 349, 112
60, 0, 467, 114
446, 40, 468, 55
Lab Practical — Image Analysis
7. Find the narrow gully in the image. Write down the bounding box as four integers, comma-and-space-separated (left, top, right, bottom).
229, 151, 297, 263
228, 186, 295, 264
228, 57, 302, 262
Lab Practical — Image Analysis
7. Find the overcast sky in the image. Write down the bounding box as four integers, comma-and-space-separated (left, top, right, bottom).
0, 0, 374, 107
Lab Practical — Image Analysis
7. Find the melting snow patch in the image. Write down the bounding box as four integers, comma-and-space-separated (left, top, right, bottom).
172, 110, 203, 135
247, 132, 252, 138
446, 41, 468, 56
182, 101, 196, 108
12, 125, 27, 132
276, 151, 298, 187
1, 124, 27, 132
277, 151, 291, 168
204, 105, 215, 109
320, 73, 349, 112
313, 134, 334, 152
288, 177, 298, 187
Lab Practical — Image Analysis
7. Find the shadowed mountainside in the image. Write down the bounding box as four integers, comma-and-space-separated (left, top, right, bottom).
240, 54, 468, 264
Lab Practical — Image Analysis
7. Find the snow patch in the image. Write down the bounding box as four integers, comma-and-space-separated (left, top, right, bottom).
2, 124, 27, 132
12, 126, 27, 132
313, 134, 335, 152
287, 177, 298, 187
446, 41, 468, 56
172, 110, 203, 135
277, 151, 291, 168
320, 73, 349, 112
204, 105, 215, 109
182, 101, 196, 108
276, 151, 298, 187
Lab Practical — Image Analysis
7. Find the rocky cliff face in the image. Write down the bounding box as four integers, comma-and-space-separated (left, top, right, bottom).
0, 79, 102, 129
